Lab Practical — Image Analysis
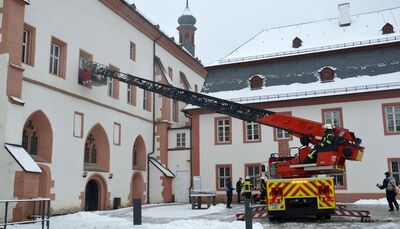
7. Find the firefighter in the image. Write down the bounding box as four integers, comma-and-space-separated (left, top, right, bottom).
236, 177, 243, 203
260, 177, 267, 204
302, 123, 335, 164
243, 176, 252, 200
377, 171, 399, 212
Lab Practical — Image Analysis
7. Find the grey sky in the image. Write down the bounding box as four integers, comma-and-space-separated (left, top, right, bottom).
129, 0, 400, 66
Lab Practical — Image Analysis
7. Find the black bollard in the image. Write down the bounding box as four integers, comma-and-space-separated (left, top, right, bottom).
245, 198, 252, 229
133, 199, 142, 225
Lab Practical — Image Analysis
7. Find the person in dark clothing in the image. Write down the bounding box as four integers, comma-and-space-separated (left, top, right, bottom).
302, 123, 335, 164
377, 171, 399, 212
236, 177, 243, 203
260, 177, 267, 204
226, 177, 234, 208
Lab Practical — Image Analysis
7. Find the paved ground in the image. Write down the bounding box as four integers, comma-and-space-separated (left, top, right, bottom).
101, 203, 400, 228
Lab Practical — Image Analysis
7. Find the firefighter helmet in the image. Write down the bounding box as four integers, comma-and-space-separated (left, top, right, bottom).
322, 124, 333, 130
245, 176, 250, 180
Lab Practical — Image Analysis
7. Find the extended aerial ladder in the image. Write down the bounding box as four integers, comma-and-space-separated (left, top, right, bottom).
83, 62, 364, 178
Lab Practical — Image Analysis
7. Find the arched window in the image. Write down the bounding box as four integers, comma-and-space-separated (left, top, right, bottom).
22, 120, 39, 155
132, 146, 137, 167
249, 74, 264, 90
292, 37, 302, 48
318, 66, 336, 82
84, 134, 97, 163
382, 23, 394, 35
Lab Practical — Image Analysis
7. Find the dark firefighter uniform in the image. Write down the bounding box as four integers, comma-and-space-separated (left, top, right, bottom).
243, 178, 252, 200
260, 178, 267, 204
302, 124, 334, 164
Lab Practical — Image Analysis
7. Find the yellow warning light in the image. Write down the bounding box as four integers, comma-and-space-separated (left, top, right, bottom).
291, 180, 308, 184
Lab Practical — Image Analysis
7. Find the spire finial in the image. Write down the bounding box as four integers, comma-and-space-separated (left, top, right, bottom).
186, 0, 189, 9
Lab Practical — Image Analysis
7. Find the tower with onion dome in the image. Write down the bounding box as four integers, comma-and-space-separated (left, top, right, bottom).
177, 0, 197, 56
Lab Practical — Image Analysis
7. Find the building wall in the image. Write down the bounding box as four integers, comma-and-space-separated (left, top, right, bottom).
196, 95, 400, 198
0, 0, 3, 43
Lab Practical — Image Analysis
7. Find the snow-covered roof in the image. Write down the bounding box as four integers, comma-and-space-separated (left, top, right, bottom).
149, 157, 175, 178
215, 7, 400, 65
4, 143, 42, 173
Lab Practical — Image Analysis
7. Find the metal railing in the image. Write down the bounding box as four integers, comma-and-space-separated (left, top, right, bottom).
0, 198, 50, 229
229, 82, 400, 104
219, 35, 400, 64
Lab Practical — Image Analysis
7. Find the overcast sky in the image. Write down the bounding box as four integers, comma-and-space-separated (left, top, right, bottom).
128, 0, 400, 66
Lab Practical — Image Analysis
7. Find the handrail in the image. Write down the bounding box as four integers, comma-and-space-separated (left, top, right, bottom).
0, 198, 50, 229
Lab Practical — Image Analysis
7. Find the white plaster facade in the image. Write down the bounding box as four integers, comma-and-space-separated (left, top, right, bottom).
0, 0, 205, 220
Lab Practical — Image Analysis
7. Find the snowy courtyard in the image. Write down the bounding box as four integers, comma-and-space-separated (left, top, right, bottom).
7, 199, 400, 229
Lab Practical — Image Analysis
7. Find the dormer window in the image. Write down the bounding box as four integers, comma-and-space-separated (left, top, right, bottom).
382, 23, 394, 35
292, 37, 302, 48
318, 66, 336, 82
249, 74, 264, 90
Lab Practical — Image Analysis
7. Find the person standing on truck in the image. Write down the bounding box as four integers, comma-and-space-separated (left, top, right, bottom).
377, 171, 399, 212
226, 177, 233, 209
243, 176, 252, 200
302, 123, 335, 164
236, 177, 243, 203
260, 177, 267, 204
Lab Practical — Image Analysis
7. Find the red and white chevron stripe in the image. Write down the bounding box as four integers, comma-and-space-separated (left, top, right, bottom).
335, 209, 370, 217
236, 212, 269, 220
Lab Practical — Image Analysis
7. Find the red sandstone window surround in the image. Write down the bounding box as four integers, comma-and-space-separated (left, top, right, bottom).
243, 121, 261, 143
382, 103, 400, 135
78, 49, 93, 87
245, 163, 262, 189
107, 64, 120, 99
49, 36, 67, 78
214, 116, 232, 145
322, 107, 343, 128
22, 23, 36, 66
273, 112, 292, 141
130, 41, 136, 61
216, 164, 232, 191
388, 158, 400, 185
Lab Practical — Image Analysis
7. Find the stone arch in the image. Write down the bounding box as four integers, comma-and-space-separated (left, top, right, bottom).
132, 135, 146, 171
129, 171, 145, 204
84, 173, 109, 211
22, 110, 53, 162
84, 123, 110, 172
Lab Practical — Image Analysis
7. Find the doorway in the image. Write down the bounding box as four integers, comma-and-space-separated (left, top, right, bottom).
175, 170, 190, 203
85, 180, 99, 211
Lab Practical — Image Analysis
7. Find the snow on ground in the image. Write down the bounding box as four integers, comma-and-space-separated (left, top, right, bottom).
7, 201, 400, 229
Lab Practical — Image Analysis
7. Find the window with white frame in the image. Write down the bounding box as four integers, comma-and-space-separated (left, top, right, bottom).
216, 118, 231, 144
389, 159, 400, 185
22, 30, 30, 64
245, 121, 260, 142
276, 128, 290, 140
49, 43, 61, 75
330, 173, 345, 189
384, 105, 400, 133
246, 164, 261, 189
107, 78, 114, 97
130, 41, 136, 61
323, 109, 342, 128
176, 133, 186, 147
143, 89, 147, 110
127, 84, 132, 104
216, 165, 231, 190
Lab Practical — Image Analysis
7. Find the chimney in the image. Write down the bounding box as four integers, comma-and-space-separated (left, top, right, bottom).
338, 3, 351, 26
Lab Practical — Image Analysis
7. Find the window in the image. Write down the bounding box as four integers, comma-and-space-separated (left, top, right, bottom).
49, 37, 67, 78
249, 75, 263, 90
143, 90, 152, 111
127, 84, 136, 106
382, 103, 400, 135
84, 134, 97, 164
216, 164, 231, 191
274, 112, 292, 141
382, 23, 394, 35
73, 112, 84, 138
330, 173, 346, 190
292, 37, 302, 48
130, 41, 136, 61
168, 67, 173, 81
195, 84, 198, 93
78, 49, 93, 86
319, 67, 336, 82
113, 122, 121, 146
245, 163, 261, 189
388, 158, 400, 185
22, 120, 38, 155
21, 23, 36, 66
215, 117, 232, 144
107, 65, 120, 99
176, 133, 186, 147
322, 108, 343, 128
244, 121, 261, 143
132, 146, 137, 167
172, 100, 179, 122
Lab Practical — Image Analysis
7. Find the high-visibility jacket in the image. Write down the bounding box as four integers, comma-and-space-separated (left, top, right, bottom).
243, 180, 252, 193
260, 180, 266, 192
320, 131, 334, 147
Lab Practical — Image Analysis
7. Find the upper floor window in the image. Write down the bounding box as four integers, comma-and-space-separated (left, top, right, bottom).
274, 112, 292, 141
244, 121, 261, 143
172, 100, 179, 122
249, 74, 264, 90
215, 117, 232, 144
195, 84, 199, 93
388, 158, 400, 185
127, 84, 136, 106
382, 23, 394, 35
22, 120, 38, 155
318, 66, 336, 82
330, 173, 346, 190
168, 67, 173, 81
22, 23, 36, 66
130, 41, 136, 61
107, 65, 120, 99
143, 90, 152, 111
176, 133, 186, 147
49, 36, 67, 78
84, 134, 97, 164
216, 164, 231, 191
322, 108, 343, 128
382, 103, 400, 135
292, 37, 302, 48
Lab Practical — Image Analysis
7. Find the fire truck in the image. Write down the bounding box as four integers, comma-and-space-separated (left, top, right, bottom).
83, 62, 364, 219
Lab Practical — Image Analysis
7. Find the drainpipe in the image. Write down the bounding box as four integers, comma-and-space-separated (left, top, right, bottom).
147, 34, 162, 204
184, 111, 193, 193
